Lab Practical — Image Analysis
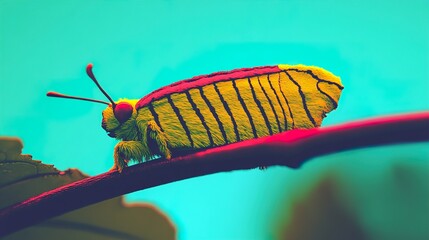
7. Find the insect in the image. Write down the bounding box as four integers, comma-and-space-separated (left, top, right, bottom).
48, 63, 343, 172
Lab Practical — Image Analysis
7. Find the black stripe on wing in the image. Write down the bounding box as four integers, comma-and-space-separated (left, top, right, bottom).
167, 95, 194, 147
185, 91, 214, 147
284, 71, 317, 127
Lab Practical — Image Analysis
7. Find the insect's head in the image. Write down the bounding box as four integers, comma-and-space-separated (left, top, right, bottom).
47, 64, 138, 140
101, 99, 139, 139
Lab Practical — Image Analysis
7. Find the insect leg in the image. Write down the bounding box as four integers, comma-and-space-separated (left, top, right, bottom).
113, 141, 145, 172
147, 120, 172, 160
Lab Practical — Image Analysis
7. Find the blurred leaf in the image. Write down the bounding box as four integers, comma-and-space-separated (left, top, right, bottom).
0, 137, 176, 240
277, 177, 367, 240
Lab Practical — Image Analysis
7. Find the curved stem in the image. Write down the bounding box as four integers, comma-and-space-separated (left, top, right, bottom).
0, 112, 428, 237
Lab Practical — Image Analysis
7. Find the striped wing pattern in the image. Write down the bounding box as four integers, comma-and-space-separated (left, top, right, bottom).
136, 65, 343, 156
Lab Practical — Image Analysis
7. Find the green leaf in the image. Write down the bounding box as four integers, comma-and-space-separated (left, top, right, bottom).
0, 137, 176, 240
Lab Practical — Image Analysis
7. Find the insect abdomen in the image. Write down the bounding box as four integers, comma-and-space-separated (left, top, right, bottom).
137, 64, 343, 158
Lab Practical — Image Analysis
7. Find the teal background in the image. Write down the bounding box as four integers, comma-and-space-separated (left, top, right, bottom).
1, 0, 428, 239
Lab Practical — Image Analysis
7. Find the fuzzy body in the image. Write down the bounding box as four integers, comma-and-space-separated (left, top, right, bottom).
102, 64, 343, 171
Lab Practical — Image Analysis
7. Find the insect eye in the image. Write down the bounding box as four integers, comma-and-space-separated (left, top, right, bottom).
114, 102, 133, 124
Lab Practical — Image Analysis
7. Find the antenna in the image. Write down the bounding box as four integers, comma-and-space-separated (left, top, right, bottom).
46, 92, 110, 105
46, 63, 116, 107
86, 63, 116, 108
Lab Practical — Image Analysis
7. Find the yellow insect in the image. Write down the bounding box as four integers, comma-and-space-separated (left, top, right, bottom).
48, 63, 343, 172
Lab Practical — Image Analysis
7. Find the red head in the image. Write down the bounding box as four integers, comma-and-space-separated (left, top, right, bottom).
114, 102, 133, 124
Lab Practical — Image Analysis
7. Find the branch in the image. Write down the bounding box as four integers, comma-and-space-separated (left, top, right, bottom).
1, 112, 428, 237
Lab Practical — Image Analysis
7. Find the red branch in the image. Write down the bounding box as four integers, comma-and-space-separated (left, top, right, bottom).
0, 112, 428, 237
